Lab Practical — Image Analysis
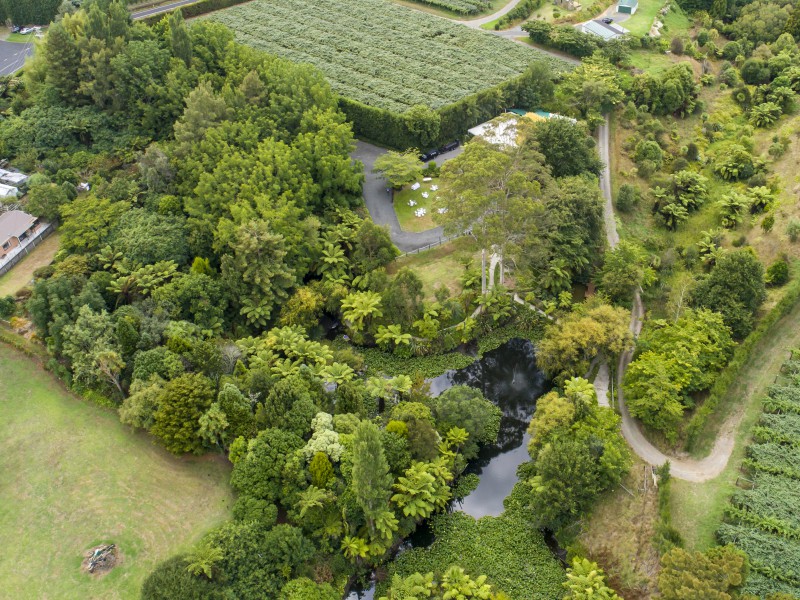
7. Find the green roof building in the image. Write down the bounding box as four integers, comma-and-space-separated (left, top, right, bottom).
617, 0, 638, 13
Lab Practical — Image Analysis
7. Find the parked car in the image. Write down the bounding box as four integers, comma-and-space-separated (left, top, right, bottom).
420, 149, 439, 162
601, 17, 614, 24
439, 140, 459, 153
19, 27, 33, 35
10, 26, 21, 34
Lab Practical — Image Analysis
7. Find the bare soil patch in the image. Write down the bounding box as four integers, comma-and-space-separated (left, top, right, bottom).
81, 544, 120, 577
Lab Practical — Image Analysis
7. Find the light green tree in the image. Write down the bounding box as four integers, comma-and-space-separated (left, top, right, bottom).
373, 149, 423, 189
563, 557, 621, 599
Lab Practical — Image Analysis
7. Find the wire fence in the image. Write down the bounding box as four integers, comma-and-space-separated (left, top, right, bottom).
395, 233, 464, 260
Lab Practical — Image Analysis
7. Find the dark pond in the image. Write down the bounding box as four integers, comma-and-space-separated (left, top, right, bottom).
429, 337, 549, 517
346, 339, 549, 599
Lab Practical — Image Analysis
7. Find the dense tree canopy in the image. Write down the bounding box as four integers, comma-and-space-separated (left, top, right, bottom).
623, 309, 734, 439
523, 377, 631, 529
691, 249, 766, 339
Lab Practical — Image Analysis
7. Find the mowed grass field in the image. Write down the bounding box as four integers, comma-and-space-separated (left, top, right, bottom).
0, 345, 233, 599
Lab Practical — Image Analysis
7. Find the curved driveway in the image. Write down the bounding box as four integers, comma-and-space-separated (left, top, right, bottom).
353, 140, 463, 253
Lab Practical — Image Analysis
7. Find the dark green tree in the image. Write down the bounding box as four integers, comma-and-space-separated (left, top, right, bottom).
151, 373, 215, 454
691, 249, 766, 338
528, 118, 603, 178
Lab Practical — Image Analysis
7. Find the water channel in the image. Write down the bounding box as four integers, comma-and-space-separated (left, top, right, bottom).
347, 338, 550, 598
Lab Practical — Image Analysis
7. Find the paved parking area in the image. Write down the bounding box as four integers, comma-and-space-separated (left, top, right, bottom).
0, 40, 33, 76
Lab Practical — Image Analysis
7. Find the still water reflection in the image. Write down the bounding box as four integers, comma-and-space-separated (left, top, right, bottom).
429, 338, 549, 518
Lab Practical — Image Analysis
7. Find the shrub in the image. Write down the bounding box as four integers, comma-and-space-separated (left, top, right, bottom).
670, 37, 685, 55
0, 295, 15, 320
761, 213, 775, 233
615, 184, 641, 212
787, 218, 800, 242
766, 260, 789, 286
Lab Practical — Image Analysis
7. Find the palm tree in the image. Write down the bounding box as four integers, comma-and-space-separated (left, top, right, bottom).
340, 291, 383, 333
316, 241, 348, 282
319, 362, 356, 385
375, 324, 412, 350
185, 541, 223, 580
341, 536, 369, 562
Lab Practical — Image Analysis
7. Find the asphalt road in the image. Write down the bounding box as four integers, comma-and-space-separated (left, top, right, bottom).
0, 40, 33, 76
352, 141, 463, 253
131, 0, 199, 19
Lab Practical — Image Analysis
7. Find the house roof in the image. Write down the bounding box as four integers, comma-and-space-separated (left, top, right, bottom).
581, 19, 629, 40
0, 210, 36, 242
618, 0, 638, 6
0, 168, 28, 185
468, 114, 521, 147
0, 183, 18, 197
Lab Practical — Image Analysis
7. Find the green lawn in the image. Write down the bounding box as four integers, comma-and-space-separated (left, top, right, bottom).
6, 32, 34, 43
0, 345, 233, 599
628, 50, 676, 74
623, 0, 688, 37
394, 178, 441, 233
0, 232, 61, 297
389, 237, 480, 298
670, 294, 800, 550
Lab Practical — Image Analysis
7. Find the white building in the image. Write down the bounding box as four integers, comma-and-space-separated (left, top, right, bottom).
580, 19, 630, 41
0, 183, 19, 198
0, 169, 28, 186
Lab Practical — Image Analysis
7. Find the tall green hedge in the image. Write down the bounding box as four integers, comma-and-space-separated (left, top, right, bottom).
342, 75, 523, 149
140, 0, 250, 25
0, 0, 61, 25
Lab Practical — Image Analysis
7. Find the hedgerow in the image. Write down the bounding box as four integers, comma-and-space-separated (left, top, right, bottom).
764, 383, 800, 415
205, 0, 572, 147
411, 0, 490, 14
717, 523, 800, 587
742, 572, 800, 599
731, 473, 800, 532
753, 413, 800, 447
719, 354, 800, 597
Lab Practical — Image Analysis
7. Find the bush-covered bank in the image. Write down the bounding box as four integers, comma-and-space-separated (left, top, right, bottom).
685, 274, 800, 451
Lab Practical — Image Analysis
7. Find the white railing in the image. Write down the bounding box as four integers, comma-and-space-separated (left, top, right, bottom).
0, 222, 53, 278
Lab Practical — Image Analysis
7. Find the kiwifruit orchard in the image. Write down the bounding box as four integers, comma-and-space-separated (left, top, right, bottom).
208, 0, 569, 113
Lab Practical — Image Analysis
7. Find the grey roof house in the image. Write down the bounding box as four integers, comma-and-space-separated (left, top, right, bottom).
580, 19, 630, 40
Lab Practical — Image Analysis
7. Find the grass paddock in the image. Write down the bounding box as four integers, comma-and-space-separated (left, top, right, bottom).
0, 344, 233, 599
